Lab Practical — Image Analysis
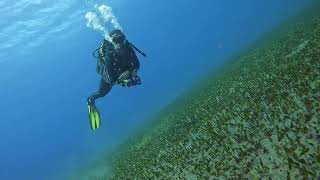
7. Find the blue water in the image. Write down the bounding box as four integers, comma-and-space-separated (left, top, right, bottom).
0, 0, 313, 179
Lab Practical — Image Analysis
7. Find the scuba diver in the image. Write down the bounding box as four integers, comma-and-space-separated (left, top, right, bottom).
87, 29, 146, 130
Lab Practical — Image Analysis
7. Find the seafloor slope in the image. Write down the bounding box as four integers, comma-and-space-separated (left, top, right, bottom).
78, 4, 320, 180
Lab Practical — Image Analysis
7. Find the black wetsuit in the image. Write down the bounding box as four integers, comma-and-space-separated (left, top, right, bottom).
87, 39, 140, 105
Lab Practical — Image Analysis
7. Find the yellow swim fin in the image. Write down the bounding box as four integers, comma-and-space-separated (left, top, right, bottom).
87, 104, 101, 130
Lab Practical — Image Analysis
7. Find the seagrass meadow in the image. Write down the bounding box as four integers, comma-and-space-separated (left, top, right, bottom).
77, 3, 320, 180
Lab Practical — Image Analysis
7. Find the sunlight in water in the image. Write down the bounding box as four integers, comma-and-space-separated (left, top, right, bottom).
0, 0, 83, 61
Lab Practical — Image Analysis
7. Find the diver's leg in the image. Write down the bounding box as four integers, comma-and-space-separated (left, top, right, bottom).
87, 79, 112, 105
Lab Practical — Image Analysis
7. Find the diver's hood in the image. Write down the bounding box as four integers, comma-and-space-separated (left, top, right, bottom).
109, 29, 125, 44
109, 29, 124, 37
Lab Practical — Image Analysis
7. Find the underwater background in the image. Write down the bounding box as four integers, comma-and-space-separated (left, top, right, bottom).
0, 0, 317, 179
